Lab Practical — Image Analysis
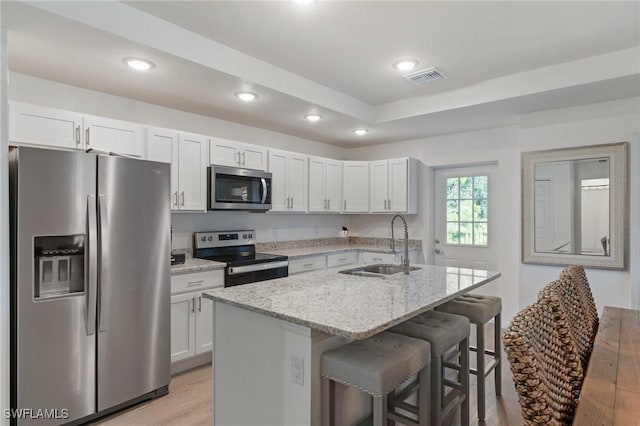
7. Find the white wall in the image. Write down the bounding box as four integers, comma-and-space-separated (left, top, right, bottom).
347, 97, 640, 323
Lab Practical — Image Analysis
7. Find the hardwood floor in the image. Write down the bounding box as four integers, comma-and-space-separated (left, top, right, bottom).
94, 325, 524, 425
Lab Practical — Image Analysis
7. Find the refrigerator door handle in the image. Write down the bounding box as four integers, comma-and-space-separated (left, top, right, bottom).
86, 195, 98, 336
98, 194, 109, 333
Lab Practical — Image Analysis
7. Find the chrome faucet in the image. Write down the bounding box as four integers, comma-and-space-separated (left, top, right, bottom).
390, 214, 410, 274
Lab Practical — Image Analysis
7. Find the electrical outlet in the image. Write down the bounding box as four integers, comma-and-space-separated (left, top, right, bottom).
291, 355, 304, 386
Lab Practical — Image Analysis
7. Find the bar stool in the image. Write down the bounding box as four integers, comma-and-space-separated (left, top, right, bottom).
391, 311, 471, 426
436, 294, 501, 421
321, 331, 431, 426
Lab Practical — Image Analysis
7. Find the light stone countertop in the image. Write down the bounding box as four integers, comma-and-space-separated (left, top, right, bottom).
203, 264, 500, 339
262, 244, 421, 260
170, 256, 226, 275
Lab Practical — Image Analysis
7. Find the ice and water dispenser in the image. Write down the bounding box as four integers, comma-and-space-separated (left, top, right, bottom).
34, 235, 85, 299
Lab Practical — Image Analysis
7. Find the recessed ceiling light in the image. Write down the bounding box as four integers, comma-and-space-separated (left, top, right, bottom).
123, 57, 155, 71
353, 129, 369, 136
235, 92, 259, 102
305, 114, 323, 122
393, 59, 419, 72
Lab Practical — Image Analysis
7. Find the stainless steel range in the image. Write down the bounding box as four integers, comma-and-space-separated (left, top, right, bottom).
193, 230, 288, 287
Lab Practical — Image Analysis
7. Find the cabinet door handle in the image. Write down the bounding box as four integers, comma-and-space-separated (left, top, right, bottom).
187, 280, 204, 287
237, 151, 241, 166
242, 152, 246, 166
344, 200, 346, 210
286, 197, 290, 209
328, 199, 330, 210
388, 199, 391, 210
290, 196, 294, 208
198, 295, 202, 313
384, 199, 387, 210
173, 191, 178, 207
180, 191, 185, 206
191, 297, 196, 314
85, 128, 90, 146
75, 126, 81, 145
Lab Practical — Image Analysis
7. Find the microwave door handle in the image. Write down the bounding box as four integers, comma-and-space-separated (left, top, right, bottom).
261, 178, 267, 204
86, 195, 98, 336
97, 194, 109, 333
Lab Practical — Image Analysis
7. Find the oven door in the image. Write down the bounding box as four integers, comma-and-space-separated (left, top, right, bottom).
225, 261, 288, 287
208, 165, 272, 211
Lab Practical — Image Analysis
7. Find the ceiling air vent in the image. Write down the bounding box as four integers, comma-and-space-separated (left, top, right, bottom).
403, 67, 445, 85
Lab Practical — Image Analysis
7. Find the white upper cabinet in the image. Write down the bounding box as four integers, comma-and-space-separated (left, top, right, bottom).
309, 156, 342, 213
9, 102, 144, 157
178, 132, 209, 211
342, 161, 370, 213
83, 114, 145, 157
147, 127, 179, 210
369, 158, 418, 214
9, 102, 83, 149
210, 137, 267, 171
268, 149, 308, 212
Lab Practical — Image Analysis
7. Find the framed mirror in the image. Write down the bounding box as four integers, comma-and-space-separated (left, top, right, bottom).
522, 142, 628, 270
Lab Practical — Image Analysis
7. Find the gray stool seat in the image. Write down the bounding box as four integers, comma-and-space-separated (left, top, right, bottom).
391, 311, 471, 426
322, 331, 431, 426
391, 310, 470, 356
437, 294, 501, 325
322, 331, 431, 397
436, 294, 502, 422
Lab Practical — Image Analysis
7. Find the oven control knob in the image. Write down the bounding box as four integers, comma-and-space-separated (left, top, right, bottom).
208, 236, 213, 241
201, 236, 206, 242
243, 234, 247, 239
249, 233, 253, 238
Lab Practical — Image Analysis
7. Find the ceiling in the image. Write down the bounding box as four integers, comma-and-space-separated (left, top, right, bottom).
3, 1, 639, 147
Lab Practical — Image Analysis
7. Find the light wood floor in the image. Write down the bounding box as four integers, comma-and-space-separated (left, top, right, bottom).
94, 326, 524, 425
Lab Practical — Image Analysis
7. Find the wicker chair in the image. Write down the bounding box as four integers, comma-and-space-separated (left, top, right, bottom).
538, 278, 593, 371
503, 294, 584, 425
559, 265, 599, 340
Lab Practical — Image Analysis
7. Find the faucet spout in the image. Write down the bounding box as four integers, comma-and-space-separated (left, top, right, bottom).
390, 214, 410, 274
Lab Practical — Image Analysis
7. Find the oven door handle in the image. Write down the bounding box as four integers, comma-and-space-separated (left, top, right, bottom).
260, 178, 268, 204
228, 260, 288, 275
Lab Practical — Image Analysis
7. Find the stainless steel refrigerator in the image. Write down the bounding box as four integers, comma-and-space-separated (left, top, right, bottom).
9, 147, 170, 425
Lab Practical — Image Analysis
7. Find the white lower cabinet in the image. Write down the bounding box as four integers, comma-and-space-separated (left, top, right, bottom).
289, 255, 327, 275
170, 269, 223, 364
358, 251, 397, 265
326, 251, 358, 268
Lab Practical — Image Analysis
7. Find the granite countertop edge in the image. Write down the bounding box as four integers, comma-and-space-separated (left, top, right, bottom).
267, 244, 422, 260
203, 271, 501, 339
171, 258, 226, 275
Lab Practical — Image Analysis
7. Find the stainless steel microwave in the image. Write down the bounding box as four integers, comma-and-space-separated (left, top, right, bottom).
207, 165, 272, 211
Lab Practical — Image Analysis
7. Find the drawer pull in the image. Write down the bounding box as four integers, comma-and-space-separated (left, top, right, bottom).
187, 280, 204, 287
303, 264, 314, 268
373, 257, 382, 261
338, 257, 347, 261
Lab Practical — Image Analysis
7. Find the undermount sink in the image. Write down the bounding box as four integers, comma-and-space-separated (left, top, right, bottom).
339, 264, 421, 277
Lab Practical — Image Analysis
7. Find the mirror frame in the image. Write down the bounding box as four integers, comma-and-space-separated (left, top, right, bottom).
522, 142, 628, 270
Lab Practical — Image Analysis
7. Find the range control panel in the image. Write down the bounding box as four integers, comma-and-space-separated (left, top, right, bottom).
194, 230, 257, 249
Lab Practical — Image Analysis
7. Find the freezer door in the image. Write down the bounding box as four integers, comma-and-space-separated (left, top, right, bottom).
11, 148, 97, 425
96, 156, 170, 410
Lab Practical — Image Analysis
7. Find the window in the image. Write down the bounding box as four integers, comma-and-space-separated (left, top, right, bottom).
446, 175, 488, 246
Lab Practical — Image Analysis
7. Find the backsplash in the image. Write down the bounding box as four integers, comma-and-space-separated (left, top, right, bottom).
256, 236, 422, 252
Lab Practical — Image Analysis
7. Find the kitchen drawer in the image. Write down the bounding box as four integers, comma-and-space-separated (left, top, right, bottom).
171, 269, 224, 295
326, 251, 358, 268
289, 255, 327, 275
358, 251, 396, 265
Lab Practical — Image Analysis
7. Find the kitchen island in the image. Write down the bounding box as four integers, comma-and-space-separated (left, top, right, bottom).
203, 264, 500, 425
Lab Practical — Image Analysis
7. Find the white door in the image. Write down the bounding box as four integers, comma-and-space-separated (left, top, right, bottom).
433, 165, 497, 270
170, 293, 196, 363
287, 154, 308, 212
308, 157, 326, 212
84, 115, 145, 157
268, 150, 288, 211
388, 158, 408, 212
9, 102, 83, 149
343, 161, 370, 213
178, 132, 208, 211
240, 144, 267, 171
195, 293, 213, 354
370, 160, 389, 212
146, 127, 179, 210
210, 138, 240, 167
325, 159, 342, 212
